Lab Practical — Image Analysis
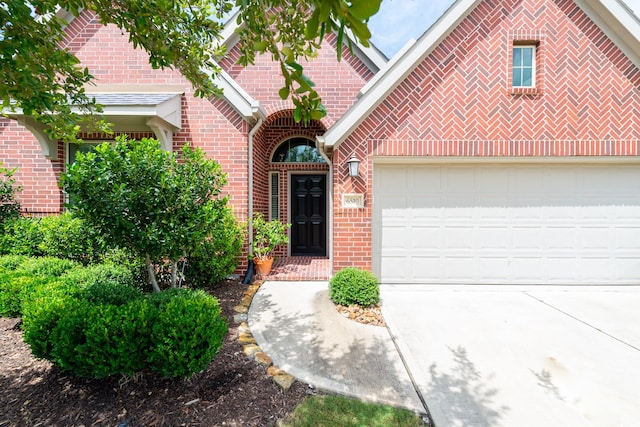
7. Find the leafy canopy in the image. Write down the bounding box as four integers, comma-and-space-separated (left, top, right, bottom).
1, 0, 381, 139
61, 136, 234, 291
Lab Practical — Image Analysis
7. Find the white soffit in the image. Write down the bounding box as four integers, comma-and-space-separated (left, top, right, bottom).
85, 92, 183, 129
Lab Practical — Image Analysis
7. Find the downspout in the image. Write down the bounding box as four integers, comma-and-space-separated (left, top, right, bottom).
315, 135, 334, 279
243, 105, 265, 284
247, 103, 265, 255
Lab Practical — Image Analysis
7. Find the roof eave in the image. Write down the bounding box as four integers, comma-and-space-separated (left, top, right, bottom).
577, 0, 640, 68
321, 0, 483, 150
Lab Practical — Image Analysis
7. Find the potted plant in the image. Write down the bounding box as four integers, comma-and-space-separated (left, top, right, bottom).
251, 213, 290, 276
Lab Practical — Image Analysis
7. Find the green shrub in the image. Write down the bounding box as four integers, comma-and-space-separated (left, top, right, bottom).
0, 255, 28, 271
22, 284, 226, 378
22, 279, 84, 359
0, 163, 21, 228
38, 213, 107, 265
147, 289, 227, 377
83, 280, 142, 306
329, 267, 380, 306
16, 257, 79, 278
0, 273, 49, 317
0, 256, 72, 318
49, 299, 149, 377
0, 217, 44, 256
186, 206, 243, 287
61, 263, 135, 289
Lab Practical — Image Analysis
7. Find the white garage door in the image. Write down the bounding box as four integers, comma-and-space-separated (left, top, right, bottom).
373, 163, 640, 285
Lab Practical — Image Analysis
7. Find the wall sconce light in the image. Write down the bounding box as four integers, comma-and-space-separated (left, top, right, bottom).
347, 155, 361, 178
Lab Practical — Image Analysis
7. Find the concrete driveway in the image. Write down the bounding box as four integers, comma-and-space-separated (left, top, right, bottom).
380, 285, 640, 427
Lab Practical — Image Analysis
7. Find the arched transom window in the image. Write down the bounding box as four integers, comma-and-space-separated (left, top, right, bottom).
271, 137, 325, 163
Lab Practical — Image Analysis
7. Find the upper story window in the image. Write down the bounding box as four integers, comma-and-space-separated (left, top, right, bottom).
271, 137, 325, 163
512, 45, 536, 88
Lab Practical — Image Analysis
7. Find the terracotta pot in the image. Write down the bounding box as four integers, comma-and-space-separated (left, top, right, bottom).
254, 257, 274, 276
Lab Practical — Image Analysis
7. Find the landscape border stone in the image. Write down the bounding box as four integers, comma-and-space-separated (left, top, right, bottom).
232, 280, 296, 390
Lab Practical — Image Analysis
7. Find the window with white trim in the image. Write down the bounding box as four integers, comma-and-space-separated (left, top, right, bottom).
512, 45, 536, 88
269, 171, 279, 220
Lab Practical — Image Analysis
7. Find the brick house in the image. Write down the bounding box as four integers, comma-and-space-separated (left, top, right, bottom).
2, 0, 640, 284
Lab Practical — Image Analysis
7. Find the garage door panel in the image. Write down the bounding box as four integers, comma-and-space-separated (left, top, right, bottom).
374, 163, 640, 285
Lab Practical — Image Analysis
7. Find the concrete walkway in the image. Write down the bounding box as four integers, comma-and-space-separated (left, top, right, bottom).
248, 281, 425, 413
381, 285, 640, 427
250, 282, 640, 426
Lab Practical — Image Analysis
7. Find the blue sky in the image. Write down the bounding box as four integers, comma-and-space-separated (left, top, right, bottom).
369, 0, 640, 58
369, 0, 455, 57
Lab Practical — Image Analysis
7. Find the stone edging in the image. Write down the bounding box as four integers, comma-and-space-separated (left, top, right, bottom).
232, 280, 296, 391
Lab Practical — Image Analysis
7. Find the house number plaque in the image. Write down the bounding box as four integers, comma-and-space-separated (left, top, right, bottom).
342, 193, 364, 209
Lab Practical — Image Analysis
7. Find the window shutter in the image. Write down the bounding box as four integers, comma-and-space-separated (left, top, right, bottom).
270, 172, 279, 220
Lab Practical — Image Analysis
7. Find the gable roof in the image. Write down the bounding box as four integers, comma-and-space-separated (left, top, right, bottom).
220, 10, 389, 73
317, 0, 640, 151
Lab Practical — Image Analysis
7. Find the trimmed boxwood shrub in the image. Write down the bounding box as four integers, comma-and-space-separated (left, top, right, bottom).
49, 298, 150, 377
21, 282, 227, 378
0, 255, 28, 271
16, 257, 79, 279
38, 213, 107, 265
329, 267, 380, 306
0, 256, 77, 318
21, 278, 86, 358
147, 288, 228, 377
0, 273, 48, 317
0, 217, 44, 256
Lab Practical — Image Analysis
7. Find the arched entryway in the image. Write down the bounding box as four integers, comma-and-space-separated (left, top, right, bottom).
251, 112, 329, 261
272, 137, 327, 256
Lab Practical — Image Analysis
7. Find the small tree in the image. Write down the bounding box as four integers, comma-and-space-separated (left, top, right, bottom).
0, 163, 21, 227
62, 136, 238, 291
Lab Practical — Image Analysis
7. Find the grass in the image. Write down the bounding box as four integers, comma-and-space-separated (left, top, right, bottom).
282, 395, 427, 427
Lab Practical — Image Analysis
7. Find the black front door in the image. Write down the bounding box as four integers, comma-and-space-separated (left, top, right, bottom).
291, 174, 326, 256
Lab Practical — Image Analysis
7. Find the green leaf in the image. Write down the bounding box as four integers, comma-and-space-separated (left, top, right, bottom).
336, 22, 345, 62
252, 41, 268, 52
305, 9, 320, 40
293, 106, 302, 123
348, 0, 382, 20
278, 86, 290, 99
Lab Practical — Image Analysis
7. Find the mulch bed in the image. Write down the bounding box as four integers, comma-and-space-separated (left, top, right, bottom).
0, 279, 311, 427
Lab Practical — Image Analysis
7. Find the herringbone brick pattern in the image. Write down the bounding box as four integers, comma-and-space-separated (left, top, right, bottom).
333, 0, 640, 272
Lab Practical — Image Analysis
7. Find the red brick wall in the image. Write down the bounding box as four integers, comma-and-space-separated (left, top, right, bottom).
0, 120, 64, 215
333, 0, 640, 272
220, 32, 374, 127
0, 10, 376, 272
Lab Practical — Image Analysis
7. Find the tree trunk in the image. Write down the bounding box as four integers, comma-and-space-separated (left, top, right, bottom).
146, 254, 161, 293
170, 261, 178, 288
